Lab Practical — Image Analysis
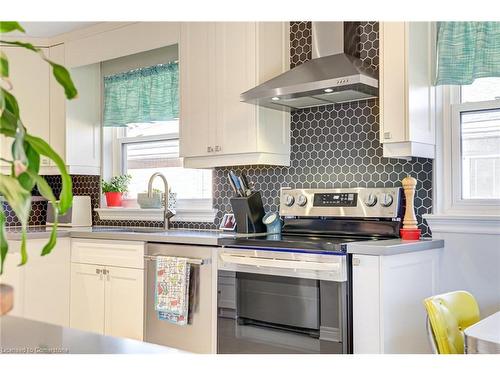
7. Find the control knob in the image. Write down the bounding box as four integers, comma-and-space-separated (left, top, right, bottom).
379, 193, 394, 207
284, 194, 295, 207
297, 194, 308, 207
364, 193, 378, 207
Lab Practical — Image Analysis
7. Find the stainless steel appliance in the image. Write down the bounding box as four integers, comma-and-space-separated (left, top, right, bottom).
144, 243, 216, 353
241, 22, 378, 111
217, 187, 402, 354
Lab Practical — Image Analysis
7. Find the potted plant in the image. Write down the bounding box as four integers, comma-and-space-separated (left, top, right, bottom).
102, 174, 132, 207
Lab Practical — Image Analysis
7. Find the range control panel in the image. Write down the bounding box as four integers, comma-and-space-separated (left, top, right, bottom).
279, 187, 402, 219
313, 192, 358, 207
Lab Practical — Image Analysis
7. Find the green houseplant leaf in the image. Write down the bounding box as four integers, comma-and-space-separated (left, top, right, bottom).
0, 21, 77, 274
0, 175, 32, 267
0, 40, 78, 100
0, 50, 9, 77
0, 207, 8, 274
0, 22, 25, 34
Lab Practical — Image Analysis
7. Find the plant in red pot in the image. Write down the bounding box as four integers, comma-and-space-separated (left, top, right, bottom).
102, 174, 132, 207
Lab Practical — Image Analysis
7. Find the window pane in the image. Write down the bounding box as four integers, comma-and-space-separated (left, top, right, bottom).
461, 108, 500, 199
461, 77, 500, 103
125, 120, 179, 138
123, 139, 212, 201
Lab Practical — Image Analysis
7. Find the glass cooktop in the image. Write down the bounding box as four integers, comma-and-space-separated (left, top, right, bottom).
219, 233, 384, 254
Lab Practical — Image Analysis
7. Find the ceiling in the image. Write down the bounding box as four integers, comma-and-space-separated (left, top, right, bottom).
8, 22, 100, 38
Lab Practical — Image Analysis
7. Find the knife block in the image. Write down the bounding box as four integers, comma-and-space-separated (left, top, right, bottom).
230, 192, 266, 233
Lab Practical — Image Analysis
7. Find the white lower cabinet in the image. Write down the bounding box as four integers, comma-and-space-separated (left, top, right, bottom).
0, 249, 25, 318
0, 238, 71, 326
69, 239, 145, 341
352, 250, 440, 353
104, 266, 144, 340
70, 263, 106, 335
23, 238, 71, 326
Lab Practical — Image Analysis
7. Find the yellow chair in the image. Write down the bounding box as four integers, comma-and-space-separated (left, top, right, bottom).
423, 291, 480, 354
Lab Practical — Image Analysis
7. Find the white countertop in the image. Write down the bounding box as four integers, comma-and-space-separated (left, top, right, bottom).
7, 226, 444, 254
347, 238, 444, 256
5, 226, 257, 246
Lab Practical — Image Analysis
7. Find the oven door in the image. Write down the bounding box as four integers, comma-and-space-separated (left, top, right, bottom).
217, 249, 351, 354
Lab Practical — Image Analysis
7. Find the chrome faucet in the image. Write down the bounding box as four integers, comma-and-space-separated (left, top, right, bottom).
147, 172, 175, 230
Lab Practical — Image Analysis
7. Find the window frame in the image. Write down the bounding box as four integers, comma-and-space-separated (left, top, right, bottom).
438, 84, 500, 215
115, 128, 213, 210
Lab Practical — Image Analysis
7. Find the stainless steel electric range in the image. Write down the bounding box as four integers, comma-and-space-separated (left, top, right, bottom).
217, 187, 403, 354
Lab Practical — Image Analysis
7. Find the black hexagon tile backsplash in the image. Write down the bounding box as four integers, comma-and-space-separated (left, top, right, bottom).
4, 21, 432, 237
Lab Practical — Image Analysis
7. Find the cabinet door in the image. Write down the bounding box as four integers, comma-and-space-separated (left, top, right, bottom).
0, 46, 50, 167
179, 22, 216, 158
379, 22, 407, 144
104, 266, 144, 340
0, 243, 25, 317
352, 254, 381, 354
70, 263, 105, 334
23, 238, 71, 326
214, 22, 257, 155
65, 63, 101, 171
48, 44, 67, 165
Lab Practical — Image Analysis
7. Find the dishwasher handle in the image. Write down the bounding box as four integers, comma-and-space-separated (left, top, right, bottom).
219, 253, 340, 272
144, 254, 210, 265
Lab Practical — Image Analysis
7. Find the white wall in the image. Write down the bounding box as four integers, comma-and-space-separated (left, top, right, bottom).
433, 231, 500, 317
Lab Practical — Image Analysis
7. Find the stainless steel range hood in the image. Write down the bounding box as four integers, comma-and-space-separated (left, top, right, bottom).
241, 22, 378, 111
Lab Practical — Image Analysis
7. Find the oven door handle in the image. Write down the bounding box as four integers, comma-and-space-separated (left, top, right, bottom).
219, 253, 340, 272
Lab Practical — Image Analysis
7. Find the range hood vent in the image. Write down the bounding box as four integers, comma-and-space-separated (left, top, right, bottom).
241, 22, 379, 111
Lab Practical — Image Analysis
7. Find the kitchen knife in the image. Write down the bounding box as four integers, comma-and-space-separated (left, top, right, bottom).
229, 171, 245, 197
240, 173, 252, 194
238, 175, 251, 196
227, 172, 239, 196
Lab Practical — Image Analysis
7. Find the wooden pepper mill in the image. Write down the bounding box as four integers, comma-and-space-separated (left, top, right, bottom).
400, 175, 421, 240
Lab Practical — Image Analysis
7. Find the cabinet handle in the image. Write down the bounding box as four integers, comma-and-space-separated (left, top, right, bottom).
352, 258, 361, 266
383, 132, 392, 140
96, 268, 103, 280
207, 146, 214, 153
215, 145, 221, 152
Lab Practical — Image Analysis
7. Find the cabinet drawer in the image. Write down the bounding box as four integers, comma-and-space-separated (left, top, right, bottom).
71, 239, 145, 269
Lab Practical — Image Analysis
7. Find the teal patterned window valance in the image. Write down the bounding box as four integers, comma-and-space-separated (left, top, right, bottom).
436, 22, 500, 85
103, 62, 179, 127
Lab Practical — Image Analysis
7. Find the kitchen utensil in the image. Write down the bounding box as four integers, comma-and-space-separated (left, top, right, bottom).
238, 176, 251, 196
262, 212, 282, 234
240, 173, 252, 192
229, 171, 245, 197
227, 172, 240, 196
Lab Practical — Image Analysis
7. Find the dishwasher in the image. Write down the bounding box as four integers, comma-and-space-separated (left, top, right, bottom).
143, 243, 217, 353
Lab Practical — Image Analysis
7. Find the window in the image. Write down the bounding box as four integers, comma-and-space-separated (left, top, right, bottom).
459, 108, 500, 199
442, 77, 500, 213
118, 120, 212, 206
101, 50, 214, 220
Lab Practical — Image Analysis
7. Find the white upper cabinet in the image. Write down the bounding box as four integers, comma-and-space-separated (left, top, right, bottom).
379, 22, 436, 159
0, 46, 50, 168
180, 22, 291, 168
0, 43, 101, 175
65, 62, 101, 174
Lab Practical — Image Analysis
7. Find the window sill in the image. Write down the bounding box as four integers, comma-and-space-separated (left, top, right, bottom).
423, 214, 500, 235
95, 207, 218, 223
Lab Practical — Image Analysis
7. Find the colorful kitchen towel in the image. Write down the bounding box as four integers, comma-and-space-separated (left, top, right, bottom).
155, 256, 191, 325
